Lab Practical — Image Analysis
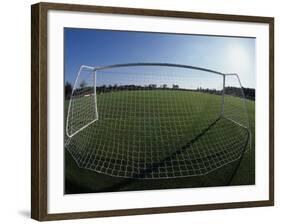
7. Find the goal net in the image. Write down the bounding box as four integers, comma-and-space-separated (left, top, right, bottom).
65, 64, 250, 179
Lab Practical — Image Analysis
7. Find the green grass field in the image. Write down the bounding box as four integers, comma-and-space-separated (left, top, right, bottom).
64, 90, 255, 194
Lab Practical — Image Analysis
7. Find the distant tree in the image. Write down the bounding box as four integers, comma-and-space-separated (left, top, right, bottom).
172, 84, 179, 89
79, 80, 86, 88
65, 82, 73, 99
148, 84, 157, 89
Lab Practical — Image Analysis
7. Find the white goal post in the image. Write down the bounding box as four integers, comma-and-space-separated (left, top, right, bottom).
66, 65, 98, 138
65, 63, 251, 179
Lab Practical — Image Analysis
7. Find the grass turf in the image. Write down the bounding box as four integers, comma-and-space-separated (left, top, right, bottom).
64, 90, 255, 193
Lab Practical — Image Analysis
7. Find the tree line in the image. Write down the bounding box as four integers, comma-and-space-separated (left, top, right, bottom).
65, 82, 255, 101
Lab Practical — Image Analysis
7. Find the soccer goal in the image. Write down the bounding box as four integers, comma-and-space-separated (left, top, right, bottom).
65, 63, 251, 179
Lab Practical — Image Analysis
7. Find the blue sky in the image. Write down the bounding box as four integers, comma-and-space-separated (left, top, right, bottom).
64, 28, 255, 89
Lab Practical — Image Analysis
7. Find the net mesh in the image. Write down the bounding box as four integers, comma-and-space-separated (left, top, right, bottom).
65, 65, 250, 179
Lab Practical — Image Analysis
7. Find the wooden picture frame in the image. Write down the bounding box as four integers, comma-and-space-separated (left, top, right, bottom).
31, 2, 274, 221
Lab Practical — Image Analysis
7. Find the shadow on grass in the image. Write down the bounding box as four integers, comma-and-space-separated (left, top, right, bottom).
65, 146, 254, 194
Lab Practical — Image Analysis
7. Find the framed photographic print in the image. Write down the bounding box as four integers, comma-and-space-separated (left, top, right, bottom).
31, 2, 274, 221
